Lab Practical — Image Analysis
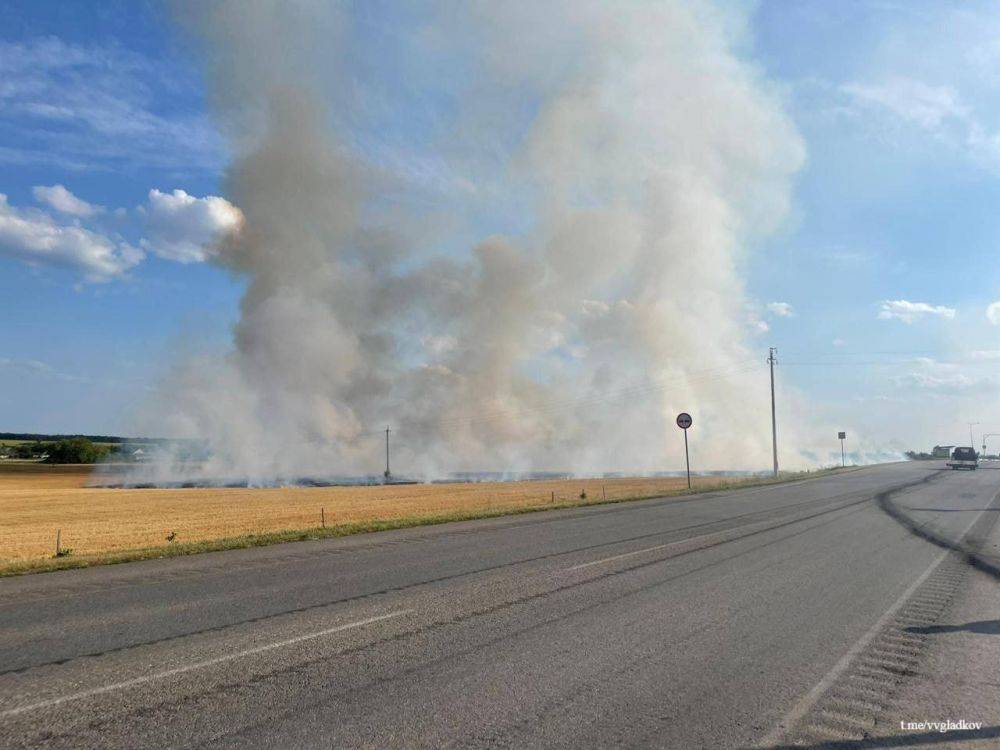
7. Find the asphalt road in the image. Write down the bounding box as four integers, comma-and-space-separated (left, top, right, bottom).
1, 462, 997, 748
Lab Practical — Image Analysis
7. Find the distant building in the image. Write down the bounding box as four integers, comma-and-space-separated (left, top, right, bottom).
931, 445, 955, 458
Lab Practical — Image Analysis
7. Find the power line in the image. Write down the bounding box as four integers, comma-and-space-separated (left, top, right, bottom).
776, 349, 941, 356
780, 362, 909, 368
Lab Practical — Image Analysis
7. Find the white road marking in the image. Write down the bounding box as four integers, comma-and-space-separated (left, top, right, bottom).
755, 502, 990, 748
565, 530, 722, 571
0, 609, 413, 720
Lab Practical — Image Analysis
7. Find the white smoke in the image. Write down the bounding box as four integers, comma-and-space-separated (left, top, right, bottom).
134, 0, 811, 482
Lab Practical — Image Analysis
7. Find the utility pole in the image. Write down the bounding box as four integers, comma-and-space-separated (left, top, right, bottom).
384, 426, 391, 482
969, 422, 979, 451
768, 347, 778, 477
983, 433, 1000, 458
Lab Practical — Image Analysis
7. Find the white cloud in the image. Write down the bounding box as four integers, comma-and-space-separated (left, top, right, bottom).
886, 350, 1000, 403
971, 349, 1000, 360
0, 194, 142, 281
893, 370, 998, 394
138, 189, 243, 263
0, 186, 245, 280
0, 357, 89, 383
840, 74, 1000, 170
766, 301, 793, 317
0, 37, 223, 172
0, 357, 55, 375
842, 78, 968, 130
32, 184, 102, 217
986, 300, 1000, 325
878, 299, 955, 323
832, 338, 846, 347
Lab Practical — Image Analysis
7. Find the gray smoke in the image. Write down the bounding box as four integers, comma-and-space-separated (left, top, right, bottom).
135, 0, 810, 482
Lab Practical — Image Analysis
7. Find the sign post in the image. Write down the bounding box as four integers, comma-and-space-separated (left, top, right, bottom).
676, 412, 693, 489
838, 431, 846, 468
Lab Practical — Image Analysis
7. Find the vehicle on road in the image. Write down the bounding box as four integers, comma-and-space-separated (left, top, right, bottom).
947, 446, 979, 470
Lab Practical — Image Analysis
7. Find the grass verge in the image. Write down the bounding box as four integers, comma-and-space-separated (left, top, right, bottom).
0, 465, 861, 577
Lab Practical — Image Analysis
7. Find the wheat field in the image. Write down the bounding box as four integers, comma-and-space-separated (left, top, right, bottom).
0, 463, 762, 566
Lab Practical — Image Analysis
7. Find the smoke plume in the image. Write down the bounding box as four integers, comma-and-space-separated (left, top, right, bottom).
138, 0, 809, 482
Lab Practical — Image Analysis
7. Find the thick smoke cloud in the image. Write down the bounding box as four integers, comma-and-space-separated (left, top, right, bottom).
138, 0, 811, 482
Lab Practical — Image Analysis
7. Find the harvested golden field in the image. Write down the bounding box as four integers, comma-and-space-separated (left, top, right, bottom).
0, 463, 777, 569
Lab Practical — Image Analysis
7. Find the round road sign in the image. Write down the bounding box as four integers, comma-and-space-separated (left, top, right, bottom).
676, 412, 692, 430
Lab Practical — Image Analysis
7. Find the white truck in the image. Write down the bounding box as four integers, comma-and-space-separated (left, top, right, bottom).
947, 446, 979, 470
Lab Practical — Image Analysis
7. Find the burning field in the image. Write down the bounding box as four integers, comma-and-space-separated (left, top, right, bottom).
1, 463, 771, 570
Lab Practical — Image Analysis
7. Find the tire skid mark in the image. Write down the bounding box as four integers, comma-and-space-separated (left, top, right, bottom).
769, 476, 1000, 749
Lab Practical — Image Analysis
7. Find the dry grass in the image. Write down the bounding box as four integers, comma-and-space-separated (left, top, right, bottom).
0, 463, 831, 574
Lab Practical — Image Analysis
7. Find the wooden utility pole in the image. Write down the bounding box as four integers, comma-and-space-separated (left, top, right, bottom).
384, 426, 391, 482
768, 347, 778, 477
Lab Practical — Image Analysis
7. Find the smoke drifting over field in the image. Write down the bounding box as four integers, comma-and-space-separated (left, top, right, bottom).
140, 1, 810, 482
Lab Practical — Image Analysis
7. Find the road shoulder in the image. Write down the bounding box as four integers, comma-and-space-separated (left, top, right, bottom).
879, 518, 1000, 747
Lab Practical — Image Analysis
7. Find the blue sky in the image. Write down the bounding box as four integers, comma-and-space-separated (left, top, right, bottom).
749, 0, 1000, 450
1, 1, 998, 456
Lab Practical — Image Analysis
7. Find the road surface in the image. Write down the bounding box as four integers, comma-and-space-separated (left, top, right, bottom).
1, 462, 998, 748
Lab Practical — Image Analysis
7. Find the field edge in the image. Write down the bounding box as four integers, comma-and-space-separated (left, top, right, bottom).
0, 466, 864, 577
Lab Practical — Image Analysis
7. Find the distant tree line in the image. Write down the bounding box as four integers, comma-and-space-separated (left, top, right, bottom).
44, 438, 116, 464
904, 451, 935, 461
0, 432, 160, 444
1, 436, 207, 463
1, 438, 116, 464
